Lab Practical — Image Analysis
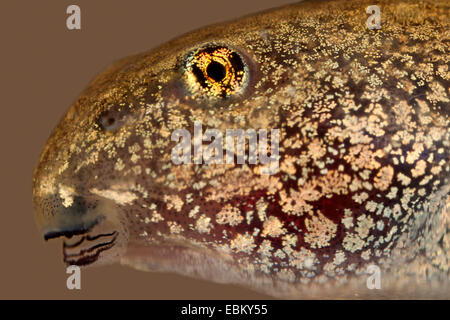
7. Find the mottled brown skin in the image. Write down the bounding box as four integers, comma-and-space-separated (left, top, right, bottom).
33, 0, 449, 298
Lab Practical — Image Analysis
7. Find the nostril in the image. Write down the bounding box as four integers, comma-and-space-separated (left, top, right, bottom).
70, 196, 89, 215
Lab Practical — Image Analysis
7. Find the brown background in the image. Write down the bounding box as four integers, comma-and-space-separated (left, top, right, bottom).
0, 0, 299, 299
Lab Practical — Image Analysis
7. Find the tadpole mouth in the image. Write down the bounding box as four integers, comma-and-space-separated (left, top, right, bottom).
35, 191, 127, 267
42, 214, 119, 266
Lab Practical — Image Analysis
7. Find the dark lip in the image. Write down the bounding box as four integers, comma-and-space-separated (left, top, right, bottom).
63, 231, 118, 266
43, 216, 104, 240
44, 228, 92, 241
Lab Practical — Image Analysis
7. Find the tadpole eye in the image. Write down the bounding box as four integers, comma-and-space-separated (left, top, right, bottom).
184, 45, 248, 98
96, 105, 129, 132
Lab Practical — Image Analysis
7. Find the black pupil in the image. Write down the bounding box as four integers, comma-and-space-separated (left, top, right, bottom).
206, 61, 226, 82
107, 117, 115, 126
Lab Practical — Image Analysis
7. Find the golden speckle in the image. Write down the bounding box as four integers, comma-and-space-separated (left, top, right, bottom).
304, 211, 337, 249
261, 216, 286, 237
216, 204, 244, 226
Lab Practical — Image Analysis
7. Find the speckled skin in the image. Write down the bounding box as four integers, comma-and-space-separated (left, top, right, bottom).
33, 0, 449, 298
